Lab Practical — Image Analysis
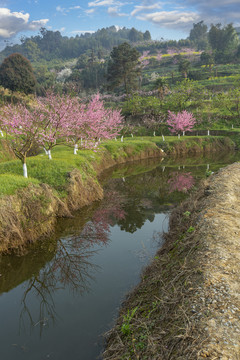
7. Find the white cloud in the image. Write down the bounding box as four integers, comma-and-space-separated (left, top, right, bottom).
107, 6, 127, 17
88, 0, 123, 7
137, 10, 200, 29
56, 5, 68, 14
131, 3, 162, 17
0, 8, 48, 38
85, 8, 96, 14
69, 6, 81, 10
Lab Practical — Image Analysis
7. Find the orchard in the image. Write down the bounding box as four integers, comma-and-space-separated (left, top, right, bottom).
0, 93, 123, 177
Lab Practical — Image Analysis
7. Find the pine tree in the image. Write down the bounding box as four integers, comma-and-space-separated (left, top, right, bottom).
107, 42, 141, 94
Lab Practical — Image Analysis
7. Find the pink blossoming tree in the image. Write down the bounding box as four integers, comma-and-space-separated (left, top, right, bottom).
167, 110, 196, 136
37, 93, 80, 159
1, 103, 44, 177
66, 94, 123, 152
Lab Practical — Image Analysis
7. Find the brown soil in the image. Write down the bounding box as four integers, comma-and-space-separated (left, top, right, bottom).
103, 162, 240, 360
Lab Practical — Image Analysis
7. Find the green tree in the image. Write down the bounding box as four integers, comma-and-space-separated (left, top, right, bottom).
189, 21, 208, 50
129, 28, 143, 43
200, 51, 215, 74
208, 23, 239, 63
0, 53, 36, 94
107, 42, 141, 94
178, 58, 191, 79
143, 30, 151, 41
213, 87, 240, 125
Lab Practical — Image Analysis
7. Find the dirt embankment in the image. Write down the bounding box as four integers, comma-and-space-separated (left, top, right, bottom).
103, 162, 240, 360
167, 137, 235, 156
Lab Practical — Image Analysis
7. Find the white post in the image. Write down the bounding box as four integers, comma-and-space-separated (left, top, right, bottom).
48, 150, 52, 160
178, 166, 181, 170
121, 136, 123, 142
178, 134, 180, 139
131, 133, 133, 138
162, 135, 165, 141
74, 144, 78, 155
0, 130, 3, 137
122, 177, 125, 182
23, 163, 28, 178
183, 131, 185, 136
232, 124, 234, 129
162, 166, 165, 172
207, 130, 210, 136
153, 131, 156, 137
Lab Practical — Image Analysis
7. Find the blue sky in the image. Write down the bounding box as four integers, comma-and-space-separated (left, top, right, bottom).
0, 0, 240, 49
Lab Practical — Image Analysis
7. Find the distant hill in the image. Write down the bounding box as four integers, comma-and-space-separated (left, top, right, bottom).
0, 26, 151, 64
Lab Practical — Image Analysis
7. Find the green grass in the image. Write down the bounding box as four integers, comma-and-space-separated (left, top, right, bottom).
0, 174, 40, 195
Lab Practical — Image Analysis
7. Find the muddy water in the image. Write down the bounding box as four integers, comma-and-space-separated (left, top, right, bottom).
0, 152, 239, 360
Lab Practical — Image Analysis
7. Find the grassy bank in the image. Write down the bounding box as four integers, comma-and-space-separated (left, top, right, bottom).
0, 139, 163, 253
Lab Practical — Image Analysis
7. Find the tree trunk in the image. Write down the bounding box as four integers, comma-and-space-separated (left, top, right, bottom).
22, 159, 28, 178
48, 150, 52, 160
74, 144, 78, 155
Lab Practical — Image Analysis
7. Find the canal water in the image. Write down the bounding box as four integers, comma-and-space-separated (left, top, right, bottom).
0, 152, 239, 360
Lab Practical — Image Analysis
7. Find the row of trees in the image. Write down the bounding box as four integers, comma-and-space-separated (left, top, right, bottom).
189, 22, 240, 63
0, 26, 150, 63
0, 94, 123, 177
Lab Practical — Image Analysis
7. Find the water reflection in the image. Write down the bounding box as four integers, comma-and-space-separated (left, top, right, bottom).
19, 237, 100, 336
168, 172, 195, 193
0, 152, 240, 360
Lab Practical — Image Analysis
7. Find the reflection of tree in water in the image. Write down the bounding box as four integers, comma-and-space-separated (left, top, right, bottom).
20, 237, 100, 336
168, 172, 195, 193
82, 190, 126, 243
19, 190, 126, 335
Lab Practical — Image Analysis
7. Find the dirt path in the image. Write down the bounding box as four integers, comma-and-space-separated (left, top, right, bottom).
103, 162, 240, 359
195, 162, 240, 359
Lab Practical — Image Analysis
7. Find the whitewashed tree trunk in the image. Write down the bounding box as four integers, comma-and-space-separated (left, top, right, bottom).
162, 135, 165, 141
23, 163, 28, 178
48, 150, 52, 160
115, 137, 117, 141
153, 131, 156, 136
0, 130, 3, 137
178, 134, 180, 139
162, 166, 165, 172
121, 136, 123, 142
232, 124, 234, 129
131, 133, 133, 138
207, 130, 210, 136
74, 144, 78, 155
43, 147, 48, 155
207, 164, 209, 171
183, 131, 185, 136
